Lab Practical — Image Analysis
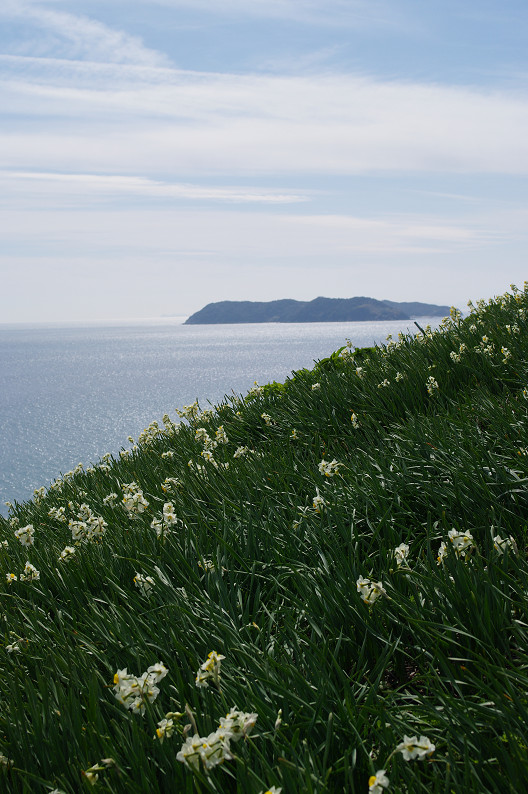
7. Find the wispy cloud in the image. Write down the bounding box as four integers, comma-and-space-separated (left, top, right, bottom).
0, 2, 169, 65
1, 55, 528, 177
0, 205, 503, 261
136, 0, 397, 28
0, 170, 310, 205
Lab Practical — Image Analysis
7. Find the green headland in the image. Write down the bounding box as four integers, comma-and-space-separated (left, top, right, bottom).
1, 287, 527, 793
184, 296, 452, 324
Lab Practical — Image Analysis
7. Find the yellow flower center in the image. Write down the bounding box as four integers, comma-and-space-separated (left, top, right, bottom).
368, 776, 377, 787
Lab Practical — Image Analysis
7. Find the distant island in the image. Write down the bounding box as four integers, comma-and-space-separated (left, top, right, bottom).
184, 296, 453, 324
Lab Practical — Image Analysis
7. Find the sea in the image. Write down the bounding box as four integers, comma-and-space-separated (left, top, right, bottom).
0, 316, 441, 515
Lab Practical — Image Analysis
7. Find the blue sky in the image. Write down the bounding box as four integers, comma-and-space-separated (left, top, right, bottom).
1, 0, 528, 321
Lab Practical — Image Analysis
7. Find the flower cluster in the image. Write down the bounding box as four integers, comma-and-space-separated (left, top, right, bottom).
122, 482, 149, 516
492, 534, 517, 555
318, 458, 343, 478
247, 381, 263, 398
69, 504, 107, 544
367, 733, 435, 791
33, 486, 46, 503
177, 707, 257, 771
59, 546, 76, 562
161, 477, 180, 493
137, 422, 164, 447
437, 529, 475, 564
176, 401, 200, 421
426, 376, 439, 395
14, 524, 35, 546
48, 506, 67, 523
20, 562, 40, 582
357, 576, 386, 605
234, 446, 255, 458
195, 650, 225, 688
150, 502, 182, 538
113, 662, 168, 716
134, 572, 155, 595
396, 734, 435, 760
195, 427, 216, 451
447, 528, 475, 558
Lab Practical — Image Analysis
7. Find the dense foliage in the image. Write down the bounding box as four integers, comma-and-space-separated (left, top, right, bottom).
1, 286, 528, 793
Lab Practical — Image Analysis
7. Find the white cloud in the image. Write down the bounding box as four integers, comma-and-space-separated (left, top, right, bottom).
132, 0, 396, 27
0, 170, 310, 205
0, 2, 169, 65
0, 205, 503, 263
1, 56, 528, 177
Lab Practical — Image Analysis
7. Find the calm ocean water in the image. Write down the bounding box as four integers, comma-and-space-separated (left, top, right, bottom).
0, 316, 441, 514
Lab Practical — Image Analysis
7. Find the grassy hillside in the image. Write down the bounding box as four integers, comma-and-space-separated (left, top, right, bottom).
1, 286, 528, 793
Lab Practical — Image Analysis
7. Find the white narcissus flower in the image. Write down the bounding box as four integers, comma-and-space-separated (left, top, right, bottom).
146, 662, 169, 683
195, 650, 225, 688
261, 787, 282, 794
14, 524, 35, 546
48, 506, 67, 523
134, 573, 155, 595
493, 534, 517, 555
82, 768, 99, 786
437, 541, 448, 565
396, 735, 435, 760
318, 459, 342, 477
393, 543, 410, 567
20, 562, 40, 582
177, 731, 233, 770
176, 734, 203, 770
426, 376, 439, 395
447, 529, 475, 558
163, 503, 179, 525
155, 718, 175, 742
369, 769, 389, 792
218, 707, 258, 741
312, 493, 326, 512
357, 576, 386, 605
215, 426, 228, 444
59, 546, 76, 562
113, 663, 168, 715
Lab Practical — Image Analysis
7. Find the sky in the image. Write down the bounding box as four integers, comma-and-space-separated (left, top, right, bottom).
1, 0, 528, 322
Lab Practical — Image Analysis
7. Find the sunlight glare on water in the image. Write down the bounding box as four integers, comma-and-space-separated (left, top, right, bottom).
0, 316, 440, 513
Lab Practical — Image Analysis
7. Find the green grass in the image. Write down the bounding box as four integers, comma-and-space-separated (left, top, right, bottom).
1, 287, 528, 793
